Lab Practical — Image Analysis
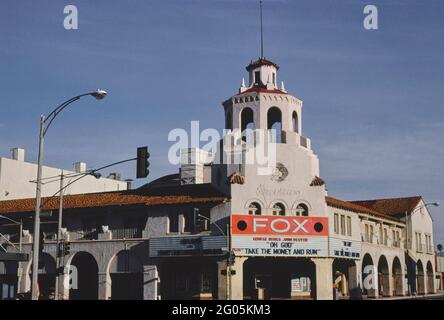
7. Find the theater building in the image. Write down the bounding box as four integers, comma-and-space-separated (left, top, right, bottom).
0, 56, 437, 300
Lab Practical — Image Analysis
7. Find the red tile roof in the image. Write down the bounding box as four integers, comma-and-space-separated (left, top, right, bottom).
325, 196, 400, 221
246, 58, 279, 71
242, 87, 286, 95
0, 184, 228, 214
310, 176, 325, 187
228, 172, 245, 185
350, 196, 422, 219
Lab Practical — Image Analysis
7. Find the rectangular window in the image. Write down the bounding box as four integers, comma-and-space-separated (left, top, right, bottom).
383, 228, 388, 246
168, 213, 179, 233
379, 225, 383, 244
340, 215, 346, 235
369, 225, 374, 243
347, 216, 352, 236
365, 224, 369, 242
397, 231, 401, 247
416, 232, 422, 252
392, 230, 396, 247
183, 211, 194, 233
334, 214, 339, 234
425, 235, 432, 253
415, 232, 419, 249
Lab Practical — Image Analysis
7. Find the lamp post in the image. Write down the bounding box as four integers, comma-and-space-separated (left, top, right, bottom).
31, 90, 107, 301
0, 215, 23, 252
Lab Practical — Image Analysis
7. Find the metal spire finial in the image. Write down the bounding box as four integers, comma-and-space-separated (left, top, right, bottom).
260, 0, 264, 59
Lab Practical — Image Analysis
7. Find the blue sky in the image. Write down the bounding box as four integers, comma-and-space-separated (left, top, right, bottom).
1, 0, 443, 244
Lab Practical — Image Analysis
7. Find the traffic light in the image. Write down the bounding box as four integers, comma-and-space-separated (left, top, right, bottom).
228, 251, 235, 266
64, 242, 71, 256
57, 241, 64, 258
136, 146, 150, 178
38, 232, 44, 255
37, 233, 45, 269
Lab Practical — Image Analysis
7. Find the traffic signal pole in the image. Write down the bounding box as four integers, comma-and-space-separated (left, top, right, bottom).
54, 170, 64, 300
33, 148, 148, 300
227, 223, 231, 300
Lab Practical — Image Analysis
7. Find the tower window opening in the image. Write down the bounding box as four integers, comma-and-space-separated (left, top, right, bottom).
292, 111, 299, 133
272, 73, 276, 86
225, 111, 232, 130
254, 71, 261, 85
267, 107, 282, 143
240, 107, 254, 143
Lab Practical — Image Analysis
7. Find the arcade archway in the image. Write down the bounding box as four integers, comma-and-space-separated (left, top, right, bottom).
416, 260, 425, 295
392, 256, 403, 296
361, 253, 376, 298
28, 253, 56, 300
332, 259, 357, 298
109, 250, 143, 300
426, 261, 434, 294
377, 255, 390, 297
68, 252, 98, 300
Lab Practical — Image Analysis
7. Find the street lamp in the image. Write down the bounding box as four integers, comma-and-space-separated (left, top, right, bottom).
31, 90, 107, 301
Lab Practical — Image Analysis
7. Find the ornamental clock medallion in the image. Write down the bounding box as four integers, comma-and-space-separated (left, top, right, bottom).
271, 163, 288, 182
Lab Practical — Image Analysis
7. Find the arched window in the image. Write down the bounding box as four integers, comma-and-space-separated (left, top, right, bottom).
248, 202, 262, 215
292, 111, 299, 133
267, 107, 282, 143
225, 110, 232, 130
241, 107, 254, 142
272, 203, 285, 216
296, 204, 309, 216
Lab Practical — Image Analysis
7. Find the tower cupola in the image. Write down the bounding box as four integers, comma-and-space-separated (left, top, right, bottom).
246, 58, 279, 90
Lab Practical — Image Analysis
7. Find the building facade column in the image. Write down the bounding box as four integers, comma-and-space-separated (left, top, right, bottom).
143, 265, 159, 300
313, 258, 333, 300
217, 260, 228, 300
17, 261, 30, 294
218, 257, 246, 300
98, 272, 111, 300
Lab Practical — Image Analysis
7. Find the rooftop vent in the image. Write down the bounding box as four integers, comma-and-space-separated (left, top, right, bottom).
11, 148, 25, 161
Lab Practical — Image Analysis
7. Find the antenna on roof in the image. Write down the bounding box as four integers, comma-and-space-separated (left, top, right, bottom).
260, 0, 264, 59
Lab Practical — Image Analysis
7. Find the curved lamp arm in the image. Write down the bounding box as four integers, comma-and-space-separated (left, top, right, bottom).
43, 90, 107, 136
0, 214, 21, 225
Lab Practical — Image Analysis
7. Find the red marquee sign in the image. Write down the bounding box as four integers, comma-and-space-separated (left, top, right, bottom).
231, 215, 328, 236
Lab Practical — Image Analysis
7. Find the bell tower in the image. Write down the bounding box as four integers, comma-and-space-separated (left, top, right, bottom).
223, 58, 303, 143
